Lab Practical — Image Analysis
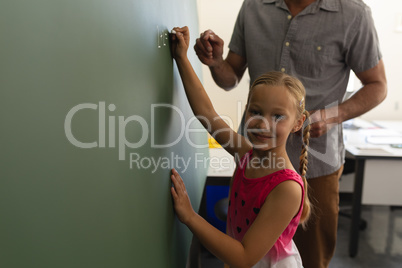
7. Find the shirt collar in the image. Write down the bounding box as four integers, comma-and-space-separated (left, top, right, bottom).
262, 0, 339, 12
319, 0, 339, 12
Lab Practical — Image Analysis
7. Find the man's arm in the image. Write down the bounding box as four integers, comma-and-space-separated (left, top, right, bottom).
309, 60, 387, 138
210, 51, 247, 91
338, 59, 387, 122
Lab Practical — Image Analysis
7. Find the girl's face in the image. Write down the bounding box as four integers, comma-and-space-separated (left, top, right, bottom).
245, 84, 303, 151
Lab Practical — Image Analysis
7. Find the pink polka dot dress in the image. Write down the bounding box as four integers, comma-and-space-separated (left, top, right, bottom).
227, 151, 304, 268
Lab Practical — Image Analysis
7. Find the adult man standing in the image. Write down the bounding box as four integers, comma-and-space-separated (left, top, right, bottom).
194, 0, 387, 267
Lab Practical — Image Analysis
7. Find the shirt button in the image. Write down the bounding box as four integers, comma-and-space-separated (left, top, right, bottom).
317, 46, 322, 51
281, 68, 286, 72
287, 15, 292, 20
285, 42, 290, 47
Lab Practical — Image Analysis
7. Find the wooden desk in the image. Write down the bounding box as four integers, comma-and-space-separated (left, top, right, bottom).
344, 120, 402, 257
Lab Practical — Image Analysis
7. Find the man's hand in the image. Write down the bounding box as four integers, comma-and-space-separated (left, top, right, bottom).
308, 107, 340, 138
194, 29, 225, 67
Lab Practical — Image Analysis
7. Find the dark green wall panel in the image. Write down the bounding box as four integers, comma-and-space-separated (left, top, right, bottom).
0, 1, 208, 267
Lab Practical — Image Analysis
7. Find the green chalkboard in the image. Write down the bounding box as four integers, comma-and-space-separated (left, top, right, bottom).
0, 1, 208, 267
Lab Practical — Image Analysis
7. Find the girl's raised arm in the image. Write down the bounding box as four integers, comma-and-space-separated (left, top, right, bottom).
171, 26, 251, 158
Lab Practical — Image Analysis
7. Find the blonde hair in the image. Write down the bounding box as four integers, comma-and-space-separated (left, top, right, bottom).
248, 71, 311, 227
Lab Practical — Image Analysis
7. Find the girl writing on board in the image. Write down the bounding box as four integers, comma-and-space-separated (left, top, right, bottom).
170, 26, 311, 268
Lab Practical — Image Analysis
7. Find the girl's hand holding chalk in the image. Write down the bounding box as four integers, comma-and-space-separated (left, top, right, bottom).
170, 26, 189, 60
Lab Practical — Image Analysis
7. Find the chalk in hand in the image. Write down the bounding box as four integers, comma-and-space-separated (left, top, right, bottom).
171, 29, 177, 34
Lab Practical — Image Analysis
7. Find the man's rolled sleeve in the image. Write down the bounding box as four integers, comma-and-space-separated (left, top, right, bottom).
346, 5, 382, 74
228, 0, 247, 58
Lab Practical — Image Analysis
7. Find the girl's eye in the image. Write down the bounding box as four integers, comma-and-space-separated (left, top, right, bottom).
249, 110, 261, 116
273, 114, 285, 121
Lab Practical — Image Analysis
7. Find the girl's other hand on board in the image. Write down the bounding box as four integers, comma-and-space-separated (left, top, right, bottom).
170, 168, 196, 225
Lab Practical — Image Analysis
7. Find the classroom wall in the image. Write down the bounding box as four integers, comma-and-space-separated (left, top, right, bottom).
197, 0, 250, 130
197, 0, 402, 125
360, 0, 402, 121
0, 1, 208, 267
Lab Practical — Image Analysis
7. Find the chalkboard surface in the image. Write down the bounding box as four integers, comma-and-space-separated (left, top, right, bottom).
0, 1, 208, 267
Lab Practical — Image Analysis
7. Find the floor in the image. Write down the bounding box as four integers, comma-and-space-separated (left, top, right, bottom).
200, 201, 402, 268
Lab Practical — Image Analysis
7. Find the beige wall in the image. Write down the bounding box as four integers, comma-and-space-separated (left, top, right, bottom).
197, 0, 249, 130
361, 0, 402, 120
197, 0, 402, 125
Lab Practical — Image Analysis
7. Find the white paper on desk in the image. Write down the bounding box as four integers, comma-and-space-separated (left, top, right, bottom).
355, 146, 392, 155
372, 120, 402, 133
365, 129, 402, 145
367, 136, 402, 145
350, 118, 377, 129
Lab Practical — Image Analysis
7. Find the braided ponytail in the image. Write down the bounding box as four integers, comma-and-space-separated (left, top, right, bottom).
299, 110, 311, 228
